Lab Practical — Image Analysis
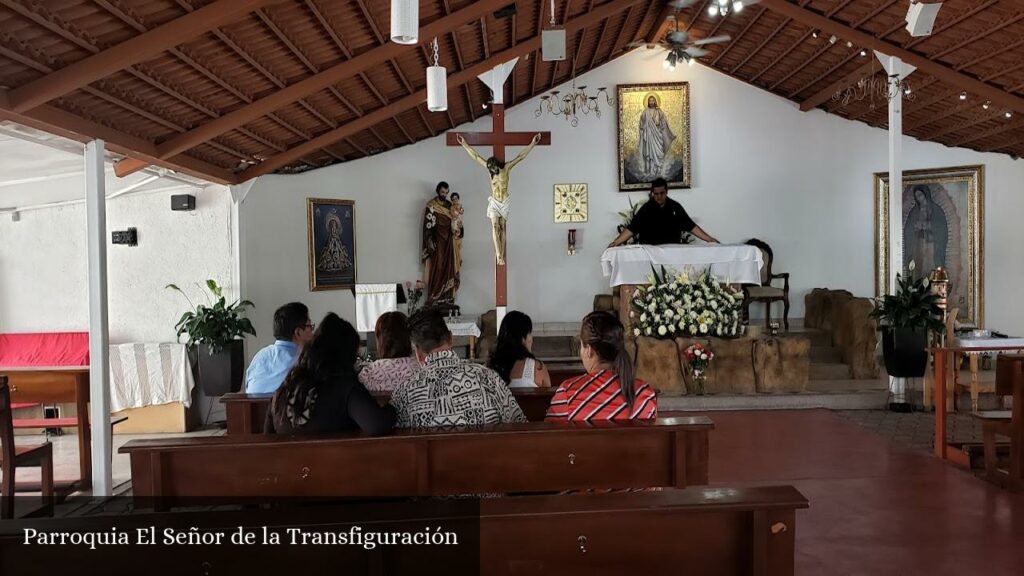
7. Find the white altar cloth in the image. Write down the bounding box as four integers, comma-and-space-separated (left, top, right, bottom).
600, 244, 764, 287
955, 336, 1024, 354
445, 317, 481, 338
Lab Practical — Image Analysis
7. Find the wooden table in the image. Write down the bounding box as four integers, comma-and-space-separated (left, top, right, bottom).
222, 386, 560, 434
0, 367, 91, 490
932, 345, 1024, 466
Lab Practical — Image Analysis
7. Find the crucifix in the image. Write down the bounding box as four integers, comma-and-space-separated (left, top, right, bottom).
446, 58, 551, 325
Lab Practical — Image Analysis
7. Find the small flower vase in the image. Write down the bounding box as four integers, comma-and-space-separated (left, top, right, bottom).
692, 369, 706, 396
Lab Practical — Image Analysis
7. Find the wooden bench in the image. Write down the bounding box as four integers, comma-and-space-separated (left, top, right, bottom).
0, 376, 53, 519
222, 386, 559, 434
973, 354, 1023, 490
120, 416, 713, 509
0, 485, 806, 575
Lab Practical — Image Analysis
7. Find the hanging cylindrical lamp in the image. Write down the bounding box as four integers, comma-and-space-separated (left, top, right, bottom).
426, 38, 447, 112
390, 0, 418, 45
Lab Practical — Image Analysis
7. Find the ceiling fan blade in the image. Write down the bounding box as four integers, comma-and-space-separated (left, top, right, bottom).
745, 0, 763, 5
684, 46, 710, 57
668, 0, 700, 8
690, 34, 732, 46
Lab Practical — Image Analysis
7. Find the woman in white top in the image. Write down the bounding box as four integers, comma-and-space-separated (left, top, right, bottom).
487, 311, 551, 388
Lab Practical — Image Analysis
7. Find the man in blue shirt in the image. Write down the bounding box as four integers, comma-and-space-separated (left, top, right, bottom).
245, 302, 313, 394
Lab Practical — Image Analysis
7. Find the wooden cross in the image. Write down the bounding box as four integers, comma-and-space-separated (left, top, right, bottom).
445, 60, 551, 322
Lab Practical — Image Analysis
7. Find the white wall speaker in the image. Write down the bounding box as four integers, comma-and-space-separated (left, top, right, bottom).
905, 2, 942, 37
542, 28, 566, 61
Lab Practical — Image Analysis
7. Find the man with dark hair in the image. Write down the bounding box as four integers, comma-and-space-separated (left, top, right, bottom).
244, 302, 313, 394
607, 177, 719, 247
390, 308, 526, 427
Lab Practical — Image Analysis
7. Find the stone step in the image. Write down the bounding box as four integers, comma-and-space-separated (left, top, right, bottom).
531, 335, 577, 358
792, 329, 832, 348
659, 389, 888, 411
810, 362, 852, 380
807, 377, 889, 393
810, 346, 843, 363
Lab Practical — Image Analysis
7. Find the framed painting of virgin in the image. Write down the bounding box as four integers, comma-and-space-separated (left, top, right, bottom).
874, 165, 984, 326
307, 198, 357, 291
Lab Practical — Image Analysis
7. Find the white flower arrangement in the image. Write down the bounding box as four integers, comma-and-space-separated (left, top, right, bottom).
631, 266, 743, 339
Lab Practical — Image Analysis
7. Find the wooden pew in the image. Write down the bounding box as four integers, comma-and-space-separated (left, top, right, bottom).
120, 416, 713, 508
0, 486, 807, 575
975, 354, 1023, 490
222, 386, 559, 434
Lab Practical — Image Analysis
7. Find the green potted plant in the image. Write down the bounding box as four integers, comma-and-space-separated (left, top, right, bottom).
869, 263, 944, 379
168, 280, 255, 396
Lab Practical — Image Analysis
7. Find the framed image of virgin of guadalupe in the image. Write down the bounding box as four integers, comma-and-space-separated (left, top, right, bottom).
874, 165, 984, 326
617, 82, 692, 191
307, 198, 357, 291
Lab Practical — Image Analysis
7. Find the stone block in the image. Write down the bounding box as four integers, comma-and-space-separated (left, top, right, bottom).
756, 336, 810, 392
632, 336, 685, 396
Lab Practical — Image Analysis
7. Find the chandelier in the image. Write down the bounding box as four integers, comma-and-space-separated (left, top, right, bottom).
535, 59, 612, 127
832, 73, 915, 108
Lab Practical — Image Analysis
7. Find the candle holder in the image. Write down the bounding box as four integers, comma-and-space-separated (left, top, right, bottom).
568, 229, 577, 255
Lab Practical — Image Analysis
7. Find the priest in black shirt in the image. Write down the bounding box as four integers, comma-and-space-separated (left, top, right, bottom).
608, 178, 719, 247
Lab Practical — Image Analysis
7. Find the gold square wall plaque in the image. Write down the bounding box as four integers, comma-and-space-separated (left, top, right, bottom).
554, 183, 588, 223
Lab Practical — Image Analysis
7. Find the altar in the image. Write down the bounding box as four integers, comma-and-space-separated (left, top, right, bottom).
600, 244, 764, 287
601, 244, 763, 333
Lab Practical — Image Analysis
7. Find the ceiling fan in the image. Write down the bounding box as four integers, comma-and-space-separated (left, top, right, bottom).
627, 11, 731, 70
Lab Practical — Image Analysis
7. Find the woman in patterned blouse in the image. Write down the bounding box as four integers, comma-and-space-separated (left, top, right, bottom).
359, 311, 421, 392
546, 311, 657, 422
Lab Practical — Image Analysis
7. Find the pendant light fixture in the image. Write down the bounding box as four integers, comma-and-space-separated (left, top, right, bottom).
391, 0, 418, 45
426, 38, 447, 112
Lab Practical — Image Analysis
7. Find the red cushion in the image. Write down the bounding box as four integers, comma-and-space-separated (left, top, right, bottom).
10, 403, 38, 409
0, 332, 89, 367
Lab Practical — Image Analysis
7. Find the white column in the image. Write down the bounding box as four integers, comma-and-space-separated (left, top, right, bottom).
887, 57, 904, 296
85, 140, 112, 496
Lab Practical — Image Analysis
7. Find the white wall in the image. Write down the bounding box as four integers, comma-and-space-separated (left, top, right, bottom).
0, 184, 236, 343
241, 48, 1024, 351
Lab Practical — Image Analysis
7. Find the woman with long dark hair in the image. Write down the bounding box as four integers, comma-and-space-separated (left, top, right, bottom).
358, 312, 420, 392
267, 313, 394, 435
487, 311, 551, 388
546, 311, 656, 422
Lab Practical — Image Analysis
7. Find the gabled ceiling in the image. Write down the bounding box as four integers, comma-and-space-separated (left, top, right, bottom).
0, 0, 1022, 186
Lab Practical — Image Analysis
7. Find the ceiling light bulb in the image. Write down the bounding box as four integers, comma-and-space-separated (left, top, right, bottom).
983, 101, 990, 109
1007, 111, 1013, 118
846, 41, 853, 48
859, 49, 866, 57
733, 0, 744, 12
688, 56, 695, 67
708, 4, 718, 15
903, 86, 912, 95
812, 30, 819, 38
719, 5, 727, 16
959, 92, 967, 100
829, 35, 837, 44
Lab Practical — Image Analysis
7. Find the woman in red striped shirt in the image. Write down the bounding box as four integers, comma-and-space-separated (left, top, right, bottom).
546, 311, 657, 422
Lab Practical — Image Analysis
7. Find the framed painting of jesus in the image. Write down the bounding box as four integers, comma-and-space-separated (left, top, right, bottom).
874, 165, 984, 326
307, 198, 357, 291
617, 82, 692, 191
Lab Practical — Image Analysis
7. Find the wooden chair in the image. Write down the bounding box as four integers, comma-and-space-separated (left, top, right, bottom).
741, 238, 791, 330
974, 355, 1023, 491
0, 376, 55, 518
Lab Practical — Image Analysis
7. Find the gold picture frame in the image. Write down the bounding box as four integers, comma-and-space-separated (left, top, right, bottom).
554, 183, 588, 223
307, 198, 357, 291
617, 82, 692, 191
874, 165, 984, 326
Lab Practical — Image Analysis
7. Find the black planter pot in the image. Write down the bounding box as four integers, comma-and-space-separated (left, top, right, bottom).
196, 340, 244, 397
882, 327, 929, 378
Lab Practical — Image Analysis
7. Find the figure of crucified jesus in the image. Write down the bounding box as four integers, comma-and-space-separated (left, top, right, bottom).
457, 133, 542, 266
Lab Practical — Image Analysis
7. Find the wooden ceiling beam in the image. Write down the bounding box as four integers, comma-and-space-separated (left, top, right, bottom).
646, 4, 677, 44
711, 7, 768, 67
759, 0, 1024, 120
117, 0, 510, 173
799, 0, 1010, 110
240, 0, 645, 179
749, 0, 850, 84
923, 78, 1024, 141
730, 2, 804, 74
5, 0, 273, 112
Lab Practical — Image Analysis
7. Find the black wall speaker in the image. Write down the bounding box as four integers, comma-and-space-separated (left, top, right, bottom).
171, 194, 196, 211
